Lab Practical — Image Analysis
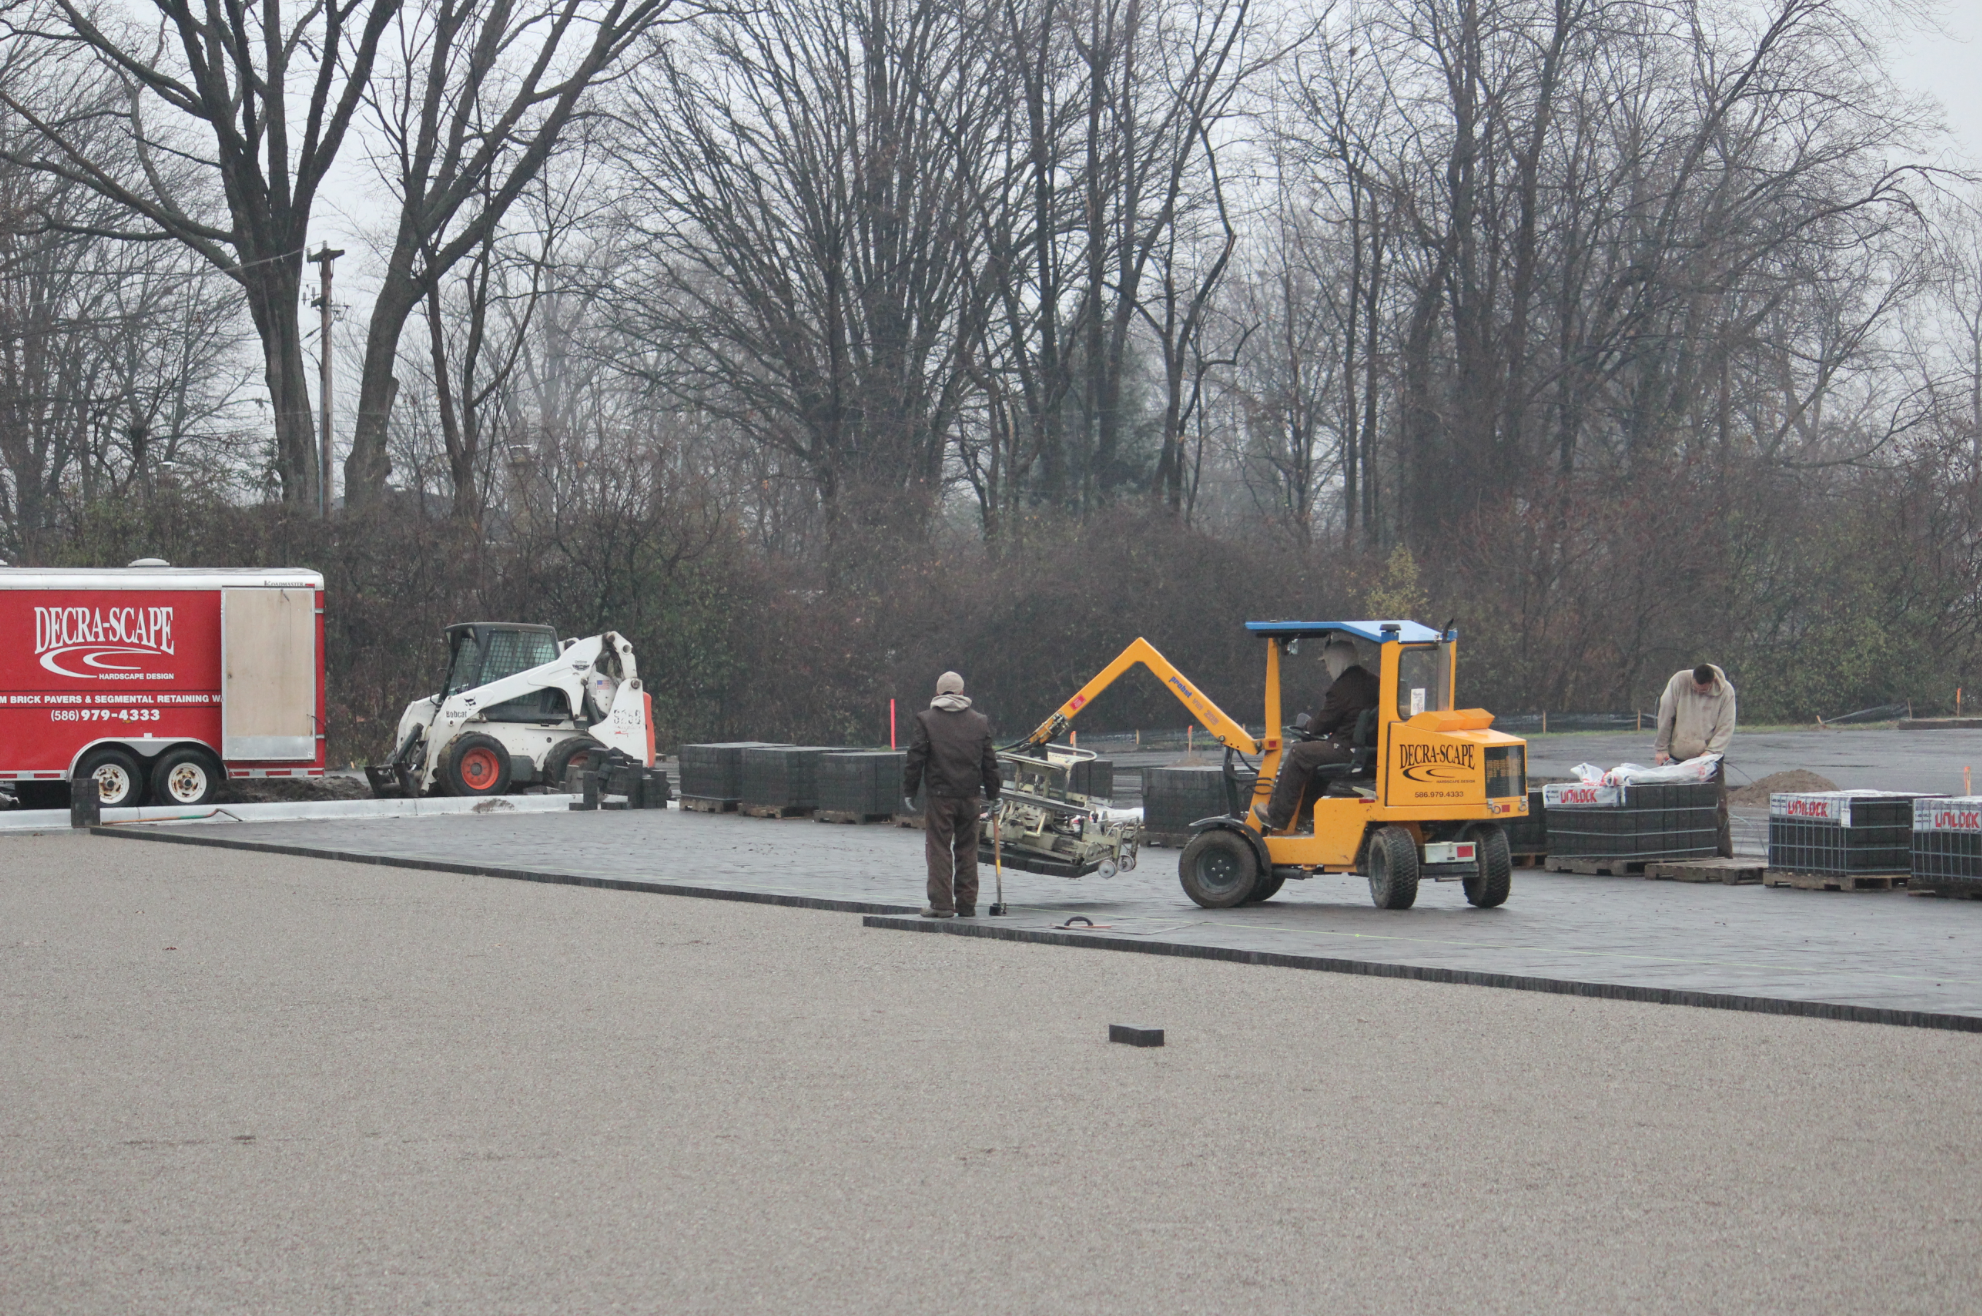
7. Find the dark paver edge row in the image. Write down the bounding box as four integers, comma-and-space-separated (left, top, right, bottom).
862, 916, 1982, 1033
89, 826, 920, 918
89, 825, 1982, 1035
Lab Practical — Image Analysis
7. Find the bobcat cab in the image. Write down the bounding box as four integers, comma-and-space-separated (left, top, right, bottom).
1019, 620, 1529, 910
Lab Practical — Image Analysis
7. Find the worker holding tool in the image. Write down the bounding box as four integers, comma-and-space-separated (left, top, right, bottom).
1254, 639, 1379, 833
1653, 662, 1738, 856
903, 671, 1002, 918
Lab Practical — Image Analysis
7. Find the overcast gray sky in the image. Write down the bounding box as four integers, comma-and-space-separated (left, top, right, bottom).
1893, 1, 1982, 167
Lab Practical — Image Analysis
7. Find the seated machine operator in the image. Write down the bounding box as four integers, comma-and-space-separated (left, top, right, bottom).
1253, 639, 1379, 832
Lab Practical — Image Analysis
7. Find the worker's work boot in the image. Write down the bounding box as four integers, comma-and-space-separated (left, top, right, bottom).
955, 906, 976, 918
1251, 803, 1282, 832
920, 906, 955, 919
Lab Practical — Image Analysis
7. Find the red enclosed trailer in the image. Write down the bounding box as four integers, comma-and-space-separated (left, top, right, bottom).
0, 565, 326, 807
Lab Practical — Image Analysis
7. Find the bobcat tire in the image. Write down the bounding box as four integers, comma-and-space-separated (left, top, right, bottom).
1178, 829, 1261, 909
543, 736, 603, 794
1366, 825, 1421, 910
1464, 824, 1514, 908
441, 733, 513, 797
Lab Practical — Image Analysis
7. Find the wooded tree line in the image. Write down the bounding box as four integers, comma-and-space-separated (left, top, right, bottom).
3, 0, 1979, 755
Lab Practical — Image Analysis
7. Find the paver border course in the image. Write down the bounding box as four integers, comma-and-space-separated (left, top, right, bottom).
83, 823, 1982, 1035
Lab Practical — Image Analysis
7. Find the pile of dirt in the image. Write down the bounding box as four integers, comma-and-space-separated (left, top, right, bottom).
1729, 769, 1838, 806
217, 774, 373, 805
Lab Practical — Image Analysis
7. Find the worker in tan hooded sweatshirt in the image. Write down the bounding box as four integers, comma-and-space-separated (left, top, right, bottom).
1653, 663, 1737, 856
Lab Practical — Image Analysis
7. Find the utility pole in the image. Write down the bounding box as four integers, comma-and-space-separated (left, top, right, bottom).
309, 245, 345, 517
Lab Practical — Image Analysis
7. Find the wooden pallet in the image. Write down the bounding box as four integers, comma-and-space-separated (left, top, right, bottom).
815, 809, 893, 824
1764, 869, 1907, 892
1512, 852, 1547, 869
738, 802, 814, 819
1645, 858, 1763, 885
679, 796, 735, 814
1546, 856, 1651, 876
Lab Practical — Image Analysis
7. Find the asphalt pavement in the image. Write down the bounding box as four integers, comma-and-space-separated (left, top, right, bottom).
4, 832, 1980, 1314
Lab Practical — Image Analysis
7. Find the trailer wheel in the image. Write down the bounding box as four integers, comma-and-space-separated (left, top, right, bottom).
1464, 825, 1513, 908
1366, 826, 1420, 910
1178, 829, 1260, 908
543, 736, 601, 794
75, 747, 144, 808
441, 734, 512, 797
151, 747, 222, 806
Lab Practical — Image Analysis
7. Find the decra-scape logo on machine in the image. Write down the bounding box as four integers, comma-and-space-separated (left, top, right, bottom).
1396, 740, 1476, 783
34, 606, 177, 679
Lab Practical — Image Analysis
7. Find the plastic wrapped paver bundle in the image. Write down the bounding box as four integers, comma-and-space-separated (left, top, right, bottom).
679, 741, 789, 810
1140, 765, 1254, 847
1769, 791, 1933, 876
1541, 780, 1719, 860
1912, 797, 1982, 895
818, 751, 907, 822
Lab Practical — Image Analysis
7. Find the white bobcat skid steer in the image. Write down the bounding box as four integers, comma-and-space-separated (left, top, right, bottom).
368, 624, 652, 798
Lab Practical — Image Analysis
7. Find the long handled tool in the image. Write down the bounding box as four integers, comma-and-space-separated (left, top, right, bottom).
989, 808, 1007, 915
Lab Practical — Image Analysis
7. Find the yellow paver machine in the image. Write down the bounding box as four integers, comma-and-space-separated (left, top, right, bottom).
1017, 620, 1530, 910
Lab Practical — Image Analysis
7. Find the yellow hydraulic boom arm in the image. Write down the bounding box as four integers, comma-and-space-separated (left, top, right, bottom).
1019, 638, 1260, 756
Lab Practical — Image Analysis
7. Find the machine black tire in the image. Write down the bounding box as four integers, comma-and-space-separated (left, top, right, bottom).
1463, 825, 1513, 908
543, 736, 602, 794
1366, 826, 1420, 910
151, 746, 223, 806
1178, 829, 1261, 909
75, 746, 145, 808
440, 733, 513, 797
1247, 869, 1288, 903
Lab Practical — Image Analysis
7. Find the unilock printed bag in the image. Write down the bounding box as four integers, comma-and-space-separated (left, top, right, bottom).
1775, 790, 1933, 828
1915, 797, 1982, 833
1543, 781, 1622, 808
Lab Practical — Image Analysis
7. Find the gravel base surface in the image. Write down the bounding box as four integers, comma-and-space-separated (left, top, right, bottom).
5, 833, 1980, 1314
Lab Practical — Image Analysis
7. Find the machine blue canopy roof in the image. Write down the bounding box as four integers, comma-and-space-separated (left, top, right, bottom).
1245, 619, 1448, 643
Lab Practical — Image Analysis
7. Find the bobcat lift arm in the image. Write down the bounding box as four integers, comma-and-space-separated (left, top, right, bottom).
1019, 638, 1260, 757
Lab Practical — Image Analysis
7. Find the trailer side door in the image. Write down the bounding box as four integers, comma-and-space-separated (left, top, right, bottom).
221, 588, 317, 760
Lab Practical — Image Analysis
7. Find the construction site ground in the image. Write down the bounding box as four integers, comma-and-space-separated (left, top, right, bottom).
6, 831, 1979, 1315
84, 801, 1982, 1027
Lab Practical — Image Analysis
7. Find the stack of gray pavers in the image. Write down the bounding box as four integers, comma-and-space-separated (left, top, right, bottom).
1140, 765, 1252, 847
1501, 788, 1548, 858
740, 745, 840, 817
818, 750, 906, 822
1543, 780, 1718, 862
679, 742, 789, 811
1069, 758, 1114, 803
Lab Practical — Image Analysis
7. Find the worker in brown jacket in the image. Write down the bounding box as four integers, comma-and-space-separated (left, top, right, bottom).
902, 671, 1001, 918
1654, 663, 1738, 856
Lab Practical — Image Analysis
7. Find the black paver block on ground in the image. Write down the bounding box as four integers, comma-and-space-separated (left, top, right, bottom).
1109, 1023, 1164, 1047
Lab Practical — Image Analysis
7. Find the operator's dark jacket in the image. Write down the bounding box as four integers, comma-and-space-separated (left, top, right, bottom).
904, 705, 1002, 800
1302, 664, 1379, 742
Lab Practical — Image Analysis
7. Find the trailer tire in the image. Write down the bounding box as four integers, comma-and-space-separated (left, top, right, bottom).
543, 737, 602, 794
1464, 824, 1513, 908
1179, 829, 1260, 908
1366, 825, 1420, 910
152, 747, 223, 806
75, 747, 145, 808
441, 734, 512, 797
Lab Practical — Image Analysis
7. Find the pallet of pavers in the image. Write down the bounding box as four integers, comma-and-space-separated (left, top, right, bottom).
1764, 790, 1936, 892
1541, 780, 1732, 877
678, 742, 791, 812
816, 750, 906, 823
740, 745, 849, 818
1910, 796, 1982, 898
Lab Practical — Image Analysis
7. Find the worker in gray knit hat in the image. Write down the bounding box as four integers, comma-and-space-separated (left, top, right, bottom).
902, 671, 1001, 917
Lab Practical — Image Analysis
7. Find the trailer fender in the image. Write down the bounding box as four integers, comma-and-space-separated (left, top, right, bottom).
66, 735, 210, 776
